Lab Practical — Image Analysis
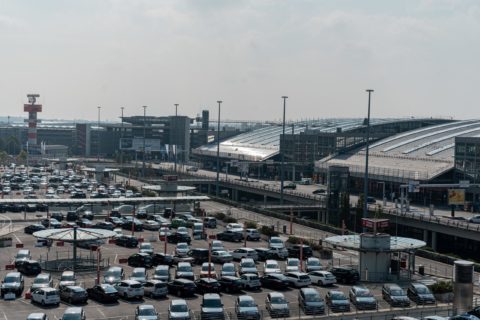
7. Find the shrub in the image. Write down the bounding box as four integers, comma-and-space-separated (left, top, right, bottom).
223, 216, 238, 223
142, 190, 157, 197
214, 212, 226, 221
287, 236, 301, 244
260, 225, 279, 237
126, 185, 139, 192
244, 221, 257, 229
429, 281, 453, 294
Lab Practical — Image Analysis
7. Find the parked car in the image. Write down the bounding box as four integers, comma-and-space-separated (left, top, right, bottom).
329, 266, 359, 284
26, 313, 49, 320
268, 237, 285, 249
308, 270, 336, 286
263, 260, 281, 274
59, 271, 77, 288
235, 295, 260, 320
31, 273, 53, 290
211, 250, 233, 264
167, 279, 197, 297
24, 224, 46, 234
325, 290, 351, 312
284, 272, 312, 288
176, 262, 195, 281
204, 217, 217, 228
153, 265, 170, 282
115, 235, 139, 248
168, 299, 191, 320
195, 278, 221, 294
86, 284, 119, 303
127, 253, 153, 268
266, 247, 289, 260
211, 240, 225, 252
139, 242, 154, 255
218, 276, 244, 293
240, 273, 261, 291
115, 280, 144, 300
135, 304, 158, 320
1, 272, 24, 297
287, 244, 313, 259
31, 287, 60, 306
407, 283, 436, 305
282, 182, 296, 190
285, 258, 300, 272
305, 257, 323, 272
167, 233, 192, 245
216, 230, 243, 242
59, 285, 88, 304
144, 280, 168, 298
382, 283, 411, 307
349, 286, 377, 310
244, 229, 261, 241
175, 243, 190, 257
299, 287, 325, 315
201, 293, 225, 320
255, 248, 277, 261
239, 258, 258, 275
265, 292, 290, 318
152, 253, 174, 266
129, 267, 148, 284
103, 266, 124, 284
94, 222, 114, 230
200, 262, 217, 279
221, 263, 236, 277
143, 220, 161, 231
226, 223, 244, 233
16, 260, 42, 276
15, 249, 32, 267
231, 248, 258, 261
260, 273, 290, 289
61, 307, 86, 320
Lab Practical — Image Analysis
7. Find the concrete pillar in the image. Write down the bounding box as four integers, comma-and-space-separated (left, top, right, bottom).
431, 231, 437, 251
423, 230, 428, 243
264, 195, 267, 206
453, 260, 474, 315
207, 184, 211, 195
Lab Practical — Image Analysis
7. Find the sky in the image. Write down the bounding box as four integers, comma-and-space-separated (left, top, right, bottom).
0, 0, 479, 122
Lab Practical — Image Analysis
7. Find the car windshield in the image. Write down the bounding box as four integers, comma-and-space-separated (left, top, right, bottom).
132, 271, 144, 277
106, 270, 121, 277
139, 308, 156, 316
177, 244, 188, 249
202, 265, 215, 272
308, 260, 320, 266
62, 314, 82, 320
141, 244, 152, 249
305, 293, 322, 302
288, 260, 298, 266
203, 299, 222, 308
266, 263, 277, 269
270, 238, 281, 244
391, 289, 405, 296
34, 277, 49, 284
171, 304, 188, 312
102, 285, 116, 293
61, 275, 75, 281
156, 269, 168, 275
4, 276, 19, 283
239, 300, 255, 307
415, 286, 429, 294
242, 261, 255, 268
16, 252, 29, 258
217, 251, 228, 256
223, 265, 234, 271
356, 290, 372, 297
331, 293, 346, 300
271, 297, 286, 304
178, 265, 192, 272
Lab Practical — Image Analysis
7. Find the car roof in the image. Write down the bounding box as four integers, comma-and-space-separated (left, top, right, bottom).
286, 271, 305, 276
171, 299, 187, 306
6, 272, 21, 277
133, 267, 146, 272
175, 278, 194, 283
122, 280, 140, 284
411, 282, 428, 288
155, 265, 169, 270
269, 292, 285, 298
265, 259, 278, 263
36, 273, 50, 279
27, 313, 47, 320
62, 271, 74, 275
301, 287, 319, 294
109, 266, 122, 271
384, 283, 401, 289
238, 295, 254, 302
64, 307, 83, 314
178, 262, 192, 266
329, 290, 346, 295
138, 304, 155, 310
203, 293, 221, 299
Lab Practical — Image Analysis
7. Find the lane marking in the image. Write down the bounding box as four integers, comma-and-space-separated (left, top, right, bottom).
1, 310, 8, 320
96, 307, 106, 318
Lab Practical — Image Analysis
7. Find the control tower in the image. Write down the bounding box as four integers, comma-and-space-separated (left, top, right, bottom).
24, 94, 42, 147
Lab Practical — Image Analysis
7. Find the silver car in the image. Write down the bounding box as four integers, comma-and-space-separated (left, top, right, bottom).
168, 299, 191, 320
135, 304, 159, 320
235, 295, 260, 320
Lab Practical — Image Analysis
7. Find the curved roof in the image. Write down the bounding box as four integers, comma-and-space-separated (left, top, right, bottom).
324, 235, 425, 251
194, 118, 421, 162
33, 228, 116, 241
317, 120, 480, 182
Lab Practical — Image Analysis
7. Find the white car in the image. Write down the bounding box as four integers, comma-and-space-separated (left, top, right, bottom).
177, 227, 189, 236
168, 299, 191, 320
175, 243, 190, 257
139, 243, 154, 255
153, 265, 170, 282
239, 258, 258, 275
143, 220, 161, 231
284, 272, 311, 288
269, 237, 285, 249
221, 263, 237, 277
200, 263, 217, 279
469, 215, 480, 224
226, 223, 244, 233
231, 248, 258, 261
263, 260, 281, 274
130, 268, 147, 284
305, 257, 323, 272
31, 287, 60, 306
211, 240, 225, 252
308, 271, 337, 286
115, 280, 144, 299
285, 258, 300, 272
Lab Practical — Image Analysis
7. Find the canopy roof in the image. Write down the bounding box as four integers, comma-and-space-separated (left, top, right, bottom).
33, 228, 117, 242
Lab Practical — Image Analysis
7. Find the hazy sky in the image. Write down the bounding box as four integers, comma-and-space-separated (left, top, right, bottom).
1, 0, 479, 122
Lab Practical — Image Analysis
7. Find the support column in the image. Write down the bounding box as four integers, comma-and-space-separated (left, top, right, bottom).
431, 231, 437, 251
264, 195, 267, 207
207, 184, 211, 195
423, 230, 428, 243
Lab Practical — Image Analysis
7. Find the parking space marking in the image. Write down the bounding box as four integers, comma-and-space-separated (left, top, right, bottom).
96, 307, 106, 318
1, 310, 8, 320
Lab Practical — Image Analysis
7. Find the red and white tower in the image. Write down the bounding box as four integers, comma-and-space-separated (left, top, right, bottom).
24, 94, 42, 147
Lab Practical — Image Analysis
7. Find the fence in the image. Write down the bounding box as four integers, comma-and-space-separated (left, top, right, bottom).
38, 249, 110, 272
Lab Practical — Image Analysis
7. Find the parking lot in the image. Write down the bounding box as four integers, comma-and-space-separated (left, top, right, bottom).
0, 208, 454, 320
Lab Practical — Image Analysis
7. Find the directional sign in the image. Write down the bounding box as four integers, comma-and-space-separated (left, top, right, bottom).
459, 180, 470, 188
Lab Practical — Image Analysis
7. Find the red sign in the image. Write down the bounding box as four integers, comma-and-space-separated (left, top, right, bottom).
24, 104, 42, 112
361, 218, 389, 230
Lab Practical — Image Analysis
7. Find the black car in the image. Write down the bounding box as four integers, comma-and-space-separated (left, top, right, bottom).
254, 248, 276, 261
77, 240, 103, 250
260, 274, 290, 289
87, 284, 119, 303
167, 279, 197, 297
82, 212, 94, 220
329, 267, 359, 284
196, 278, 221, 294
218, 276, 244, 293
16, 260, 42, 276
216, 230, 243, 242
349, 286, 377, 310
115, 235, 139, 248
283, 182, 296, 190
36, 203, 49, 212
122, 221, 144, 232
407, 283, 435, 305
152, 253, 174, 266
288, 245, 313, 259
189, 248, 209, 264
50, 212, 64, 221
25, 204, 38, 212
71, 192, 87, 199
167, 233, 192, 245
94, 222, 114, 230
24, 224, 46, 234
66, 211, 79, 222
128, 253, 153, 268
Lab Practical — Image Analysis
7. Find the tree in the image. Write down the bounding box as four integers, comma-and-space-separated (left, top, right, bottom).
0, 151, 9, 165
16, 150, 27, 163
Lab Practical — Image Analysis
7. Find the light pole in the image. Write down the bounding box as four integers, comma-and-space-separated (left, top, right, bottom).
363, 89, 374, 227
280, 96, 288, 205
216, 100, 222, 197
120, 107, 124, 165
97, 106, 101, 162
174, 103, 179, 173
142, 106, 147, 177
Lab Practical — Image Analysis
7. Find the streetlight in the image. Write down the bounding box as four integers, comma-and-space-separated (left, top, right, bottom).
120, 107, 124, 164
363, 89, 374, 227
280, 96, 288, 205
97, 106, 101, 162
142, 106, 147, 177
216, 100, 222, 197
174, 103, 179, 173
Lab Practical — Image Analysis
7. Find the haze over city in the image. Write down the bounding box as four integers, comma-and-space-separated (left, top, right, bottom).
0, 0, 479, 121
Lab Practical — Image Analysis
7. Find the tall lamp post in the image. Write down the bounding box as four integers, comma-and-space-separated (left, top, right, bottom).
142, 106, 147, 177
97, 106, 101, 162
120, 107, 124, 164
216, 100, 222, 197
174, 103, 179, 173
280, 96, 288, 205
363, 89, 374, 227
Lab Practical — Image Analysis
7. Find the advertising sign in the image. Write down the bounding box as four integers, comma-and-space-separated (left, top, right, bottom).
448, 189, 465, 205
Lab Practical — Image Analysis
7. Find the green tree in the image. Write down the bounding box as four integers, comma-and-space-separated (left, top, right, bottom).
17, 150, 27, 163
